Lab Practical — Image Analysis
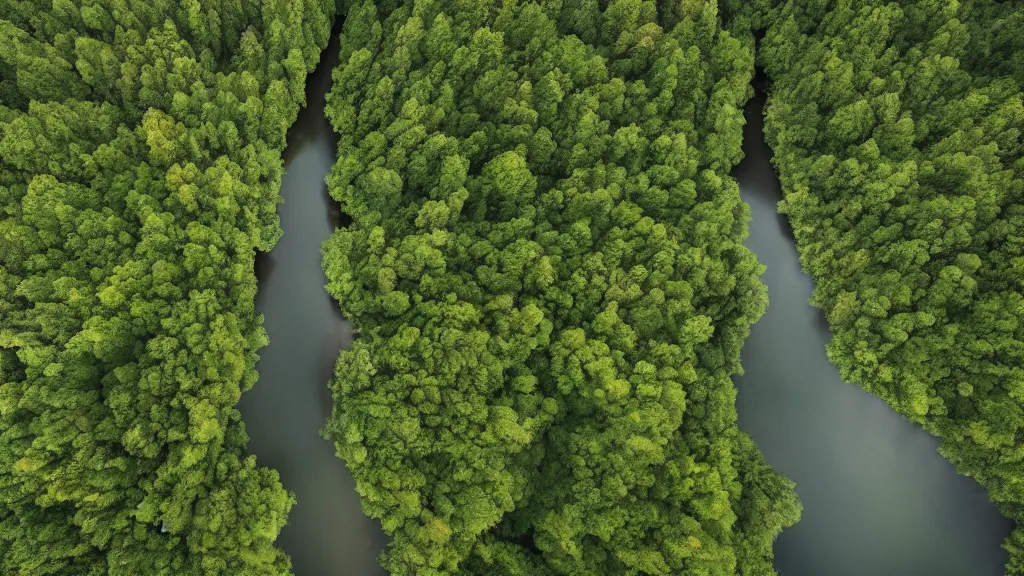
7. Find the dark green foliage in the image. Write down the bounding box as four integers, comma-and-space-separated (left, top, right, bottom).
322, 0, 799, 573
757, 0, 1024, 572
0, 1, 335, 574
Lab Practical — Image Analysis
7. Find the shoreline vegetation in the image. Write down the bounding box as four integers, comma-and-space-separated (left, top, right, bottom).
321, 0, 1023, 573
319, 0, 800, 573
0, 0, 1021, 574
1, 2, 335, 574
752, 0, 1024, 571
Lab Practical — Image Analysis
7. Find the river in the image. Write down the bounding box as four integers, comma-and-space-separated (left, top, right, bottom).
732, 87, 1015, 576
239, 23, 388, 576
239, 26, 1012, 575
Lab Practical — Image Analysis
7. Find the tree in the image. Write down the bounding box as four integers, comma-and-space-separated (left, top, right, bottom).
758, 0, 1024, 572
0, 1, 336, 573
322, 0, 798, 574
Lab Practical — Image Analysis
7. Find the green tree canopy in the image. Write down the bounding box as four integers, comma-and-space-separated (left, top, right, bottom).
322, 0, 800, 574
754, 0, 1024, 572
0, 1, 335, 574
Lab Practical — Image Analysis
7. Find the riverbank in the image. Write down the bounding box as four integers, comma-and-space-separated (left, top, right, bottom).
239, 19, 388, 576
733, 87, 1012, 576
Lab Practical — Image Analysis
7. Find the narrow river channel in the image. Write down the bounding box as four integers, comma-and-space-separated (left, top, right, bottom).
239, 22, 388, 576
239, 29, 1012, 574
733, 86, 1014, 576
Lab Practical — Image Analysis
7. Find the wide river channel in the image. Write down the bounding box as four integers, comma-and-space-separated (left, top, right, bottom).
240, 28, 1014, 576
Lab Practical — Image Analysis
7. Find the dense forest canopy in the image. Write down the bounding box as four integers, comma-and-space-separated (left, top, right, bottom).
0, 1, 334, 574
320, 0, 799, 573
3, 0, 1023, 574
753, 0, 1024, 572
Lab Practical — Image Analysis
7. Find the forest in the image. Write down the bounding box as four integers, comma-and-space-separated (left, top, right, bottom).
0, 0, 1022, 575
320, 0, 799, 573
0, 1, 335, 574
753, 0, 1024, 572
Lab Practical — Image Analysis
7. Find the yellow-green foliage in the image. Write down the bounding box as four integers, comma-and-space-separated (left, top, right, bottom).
0, 1, 335, 574
758, 0, 1024, 573
321, 0, 800, 574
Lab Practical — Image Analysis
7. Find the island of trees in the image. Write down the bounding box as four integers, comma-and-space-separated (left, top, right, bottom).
1, 0, 1022, 575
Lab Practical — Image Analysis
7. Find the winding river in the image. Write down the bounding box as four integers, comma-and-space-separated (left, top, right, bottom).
239, 25, 388, 576
239, 26, 1013, 575
733, 87, 1014, 576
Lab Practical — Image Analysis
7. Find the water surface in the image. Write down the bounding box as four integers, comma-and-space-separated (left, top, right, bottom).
239, 24, 388, 576
733, 87, 1014, 576
238, 36, 1013, 574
